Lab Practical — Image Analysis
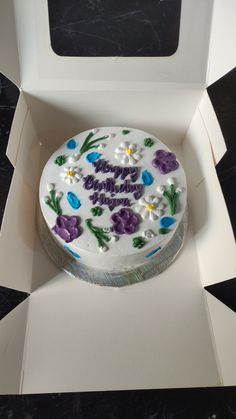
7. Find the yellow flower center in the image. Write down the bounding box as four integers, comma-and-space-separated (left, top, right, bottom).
146, 203, 155, 210
125, 148, 133, 155
66, 170, 74, 177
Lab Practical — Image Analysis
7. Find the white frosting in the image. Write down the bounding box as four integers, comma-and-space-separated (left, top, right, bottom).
39, 127, 187, 271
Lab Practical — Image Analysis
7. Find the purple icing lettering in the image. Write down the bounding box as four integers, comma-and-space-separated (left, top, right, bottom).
118, 183, 125, 193
113, 166, 122, 179
92, 159, 137, 182
108, 198, 116, 211
93, 159, 102, 173
130, 168, 138, 182
114, 184, 120, 193
121, 167, 130, 180
89, 192, 99, 205
83, 175, 94, 190
124, 181, 132, 193
105, 178, 115, 193
98, 193, 106, 205
124, 198, 131, 206
133, 184, 144, 200
93, 179, 100, 190
103, 161, 111, 173
123, 198, 131, 206
98, 181, 104, 191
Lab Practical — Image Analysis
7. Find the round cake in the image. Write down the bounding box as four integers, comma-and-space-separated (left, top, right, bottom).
39, 127, 187, 286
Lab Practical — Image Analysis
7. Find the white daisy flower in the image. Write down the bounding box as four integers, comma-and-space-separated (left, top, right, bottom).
114, 142, 142, 165
60, 166, 82, 184
142, 229, 156, 239
135, 195, 165, 221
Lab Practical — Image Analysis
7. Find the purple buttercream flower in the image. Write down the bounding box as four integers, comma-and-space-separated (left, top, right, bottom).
52, 215, 81, 243
152, 149, 179, 174
110, 208, 140, 235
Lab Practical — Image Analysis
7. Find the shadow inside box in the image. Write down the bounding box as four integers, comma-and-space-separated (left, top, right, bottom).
24, 94, 95, 149
25, 90, 187, 146
19, 91, 207, 288
31, 207, 63, 292
182, 139, 210, 239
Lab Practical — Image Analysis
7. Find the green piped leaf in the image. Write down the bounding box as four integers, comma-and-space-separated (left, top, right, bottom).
91, 206, 103, 216
54, 155, 66, 166
159, 227, 170, 235
144, 137, 155, 147
133, 236, 146, 249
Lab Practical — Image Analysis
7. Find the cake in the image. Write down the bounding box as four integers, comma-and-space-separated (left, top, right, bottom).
39, 127, 187, 286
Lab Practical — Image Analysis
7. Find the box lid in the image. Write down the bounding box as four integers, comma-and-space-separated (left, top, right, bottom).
1, 0, 216, 89
207, 0, 236, 86
0, 0, 20, 86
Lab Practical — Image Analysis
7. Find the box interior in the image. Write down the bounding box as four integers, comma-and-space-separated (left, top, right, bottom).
0, 86, 234, 393
0, 0, 235, 394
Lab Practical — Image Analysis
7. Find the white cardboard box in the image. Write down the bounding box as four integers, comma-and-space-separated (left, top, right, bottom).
0, 0, 235, 394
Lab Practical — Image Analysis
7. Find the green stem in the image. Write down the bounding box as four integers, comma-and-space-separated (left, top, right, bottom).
54, 198, 62, 215
170, 184, 175, 197
86, 135, 109, 148
45, 200, 56, 213
85, 219, 110, 248
163, 189, 178, 216
80, 135, 109, 154
49, 190, 56, 208
48, 190, 62, 215
80, 131, 95, 152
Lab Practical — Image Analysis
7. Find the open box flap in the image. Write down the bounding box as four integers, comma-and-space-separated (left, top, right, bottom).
0, 298, 29, 394
183, 108, 235, 288
6, 91, 28, 167
0, 95, 41, 294
20, 263, 220, 394
12, 0, 213, 88
198, 91, 226, 164
0, 0, 20, 86
207, 0, 236, 86
205, 291, 236, 386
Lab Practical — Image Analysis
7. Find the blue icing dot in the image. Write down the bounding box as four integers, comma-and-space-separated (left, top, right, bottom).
67, 139, 77, 149
64, 245, 81, 259
141, 170, 154, 186
159, 217, 176, 228
67, 192, 81, 209
145, 246, 161, 258
86, 152, 101, 163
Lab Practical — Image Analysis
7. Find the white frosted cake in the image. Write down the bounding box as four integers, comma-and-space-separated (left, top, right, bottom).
39, 127, 187, 286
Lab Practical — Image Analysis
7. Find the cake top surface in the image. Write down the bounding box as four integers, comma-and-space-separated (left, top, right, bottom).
39, 127, 187, 262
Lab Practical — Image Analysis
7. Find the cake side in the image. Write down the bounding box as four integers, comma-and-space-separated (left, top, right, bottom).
39, 127, 187, 272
